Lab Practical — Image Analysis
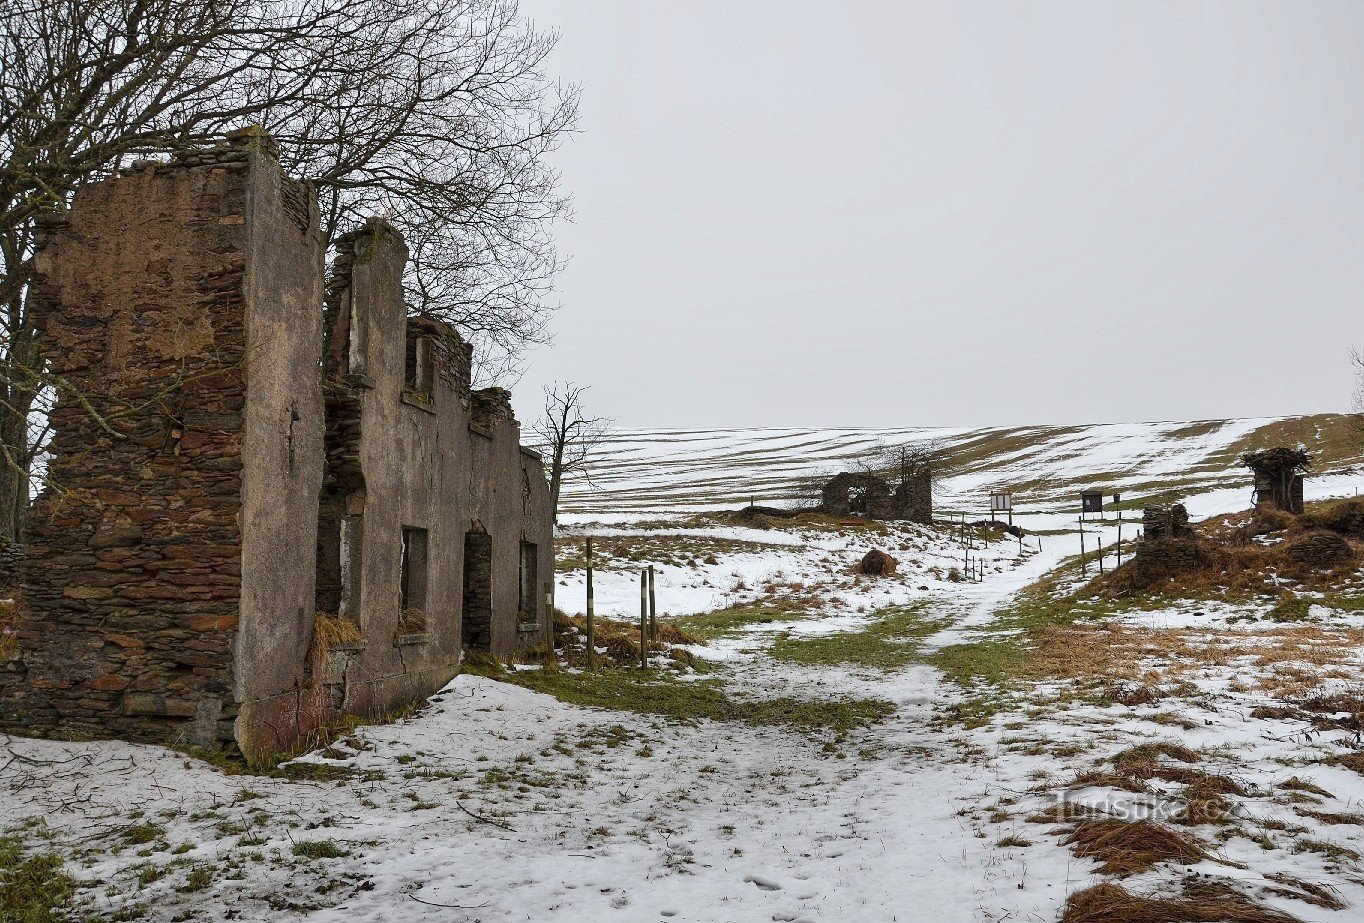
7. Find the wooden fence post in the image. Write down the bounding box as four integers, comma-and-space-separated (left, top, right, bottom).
585, 537, 596, 671
648, 565, 657, 643
640, 568, 648, 669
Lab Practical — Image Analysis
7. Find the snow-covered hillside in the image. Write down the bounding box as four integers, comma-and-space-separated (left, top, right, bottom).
560, 413, 1362, 517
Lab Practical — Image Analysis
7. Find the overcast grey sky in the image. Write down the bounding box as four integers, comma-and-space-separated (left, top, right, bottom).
514, 1, 1364, 429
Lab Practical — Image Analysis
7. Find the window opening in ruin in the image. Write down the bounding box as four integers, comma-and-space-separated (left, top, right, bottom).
346, 291, 368, 375
399, 526, 428, 634
462, 529, 493, 650
518, 542, 538, 623
405, 334, 434, 399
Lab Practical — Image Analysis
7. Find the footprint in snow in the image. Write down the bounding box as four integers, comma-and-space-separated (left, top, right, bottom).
771, 914, 814, 922
744, 875, 782, 891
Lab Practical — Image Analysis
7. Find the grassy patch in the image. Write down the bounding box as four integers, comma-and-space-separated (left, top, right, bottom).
770, 603, 947, 670
508, 668, 892, 741
0, 835, 77, 922
291, 839, 349, 860
674, 603, 808, 641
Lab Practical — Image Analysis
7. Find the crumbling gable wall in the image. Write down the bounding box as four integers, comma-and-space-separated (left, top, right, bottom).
0, 130, 325, 756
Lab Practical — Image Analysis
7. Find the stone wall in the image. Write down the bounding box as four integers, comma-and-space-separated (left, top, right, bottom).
891, 472, 933, 524
821, 471, 932, 523
0, 130, 324, 755
314, 217, 554, 727
1141, 504, 1191, 543
0, 136, 552, 759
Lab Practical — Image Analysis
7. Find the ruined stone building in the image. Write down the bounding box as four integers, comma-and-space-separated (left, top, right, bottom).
0, 130, 554, 760
821, 470, 933, 524
1243, 447, 1310, 515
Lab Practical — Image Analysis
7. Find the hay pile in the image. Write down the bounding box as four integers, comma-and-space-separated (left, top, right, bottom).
857, 549, 898, 576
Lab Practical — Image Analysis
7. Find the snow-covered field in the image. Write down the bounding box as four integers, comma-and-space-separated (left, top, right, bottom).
559, 413, 1359, 517
5, 414, 1364, 922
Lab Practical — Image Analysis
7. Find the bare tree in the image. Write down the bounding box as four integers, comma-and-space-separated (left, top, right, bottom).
531, 383, 610, 522
880, 438, 952, 491
1352, 348, 1364, 439
0, 0, 578, 541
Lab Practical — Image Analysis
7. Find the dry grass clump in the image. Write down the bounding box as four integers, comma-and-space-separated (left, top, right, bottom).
1278, 776, 1333, 798
1262, 872, 1345, 910
313, 612, 363, 649
1073, 742, 1202, 792
1070, 744, 1246, 825
1025, 801, 1102, 824
1323, 751, 1364, 776
1062, 818, 1210, 875
551, 609, 699, 670
1059, 881, 1301, 923
1176, 773, 1239, 826
1104, 682, 1164, 706
1300, 497, 1364, 537
1296, 807, 1364, 826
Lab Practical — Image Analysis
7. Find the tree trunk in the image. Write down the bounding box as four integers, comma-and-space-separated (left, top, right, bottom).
548, 442, 565, 523
0, 313, 42, 544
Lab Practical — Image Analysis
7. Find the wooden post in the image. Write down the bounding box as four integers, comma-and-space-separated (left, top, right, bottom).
648, 565, 657, 642
585, 537, 596, 671
639, 568, 648, 669
1116, 519, 1123, 568
1097, 536, 1104, 574
1079, 518, 1087, 575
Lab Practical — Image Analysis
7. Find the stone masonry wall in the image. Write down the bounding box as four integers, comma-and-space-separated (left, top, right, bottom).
0, 131, 325, 756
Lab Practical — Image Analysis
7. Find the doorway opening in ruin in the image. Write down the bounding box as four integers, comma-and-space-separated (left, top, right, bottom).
398, 526, 428, 635
518, 541, 538, 625
462, 529, 493, 650
847, 485, 867, 516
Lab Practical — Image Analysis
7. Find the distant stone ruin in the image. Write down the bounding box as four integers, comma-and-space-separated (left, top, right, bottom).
820, 470, 933, 524
1142, 503, 1192, 542
0, 130, 554, 760
1133, 503, 1207, 571
1242, 447, 1310, 515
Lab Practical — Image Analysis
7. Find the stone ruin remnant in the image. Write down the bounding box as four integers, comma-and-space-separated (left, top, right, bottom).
1133, 503, 1207, 571
1142, 503, 1192, 543
820, 470, 933, 524
0, 130, 555, 761
1242, 447, 1310, 515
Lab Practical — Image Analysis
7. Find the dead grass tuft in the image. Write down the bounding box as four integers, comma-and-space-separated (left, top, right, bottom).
1278, 777, 1333, 798
551, 608, 700, 670
1262, 872, 1346, 910
314, 612, 363, 648
1062, 818, 1210, 875
1324, 751, 1364, 776
1059, 881, 1302, 923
